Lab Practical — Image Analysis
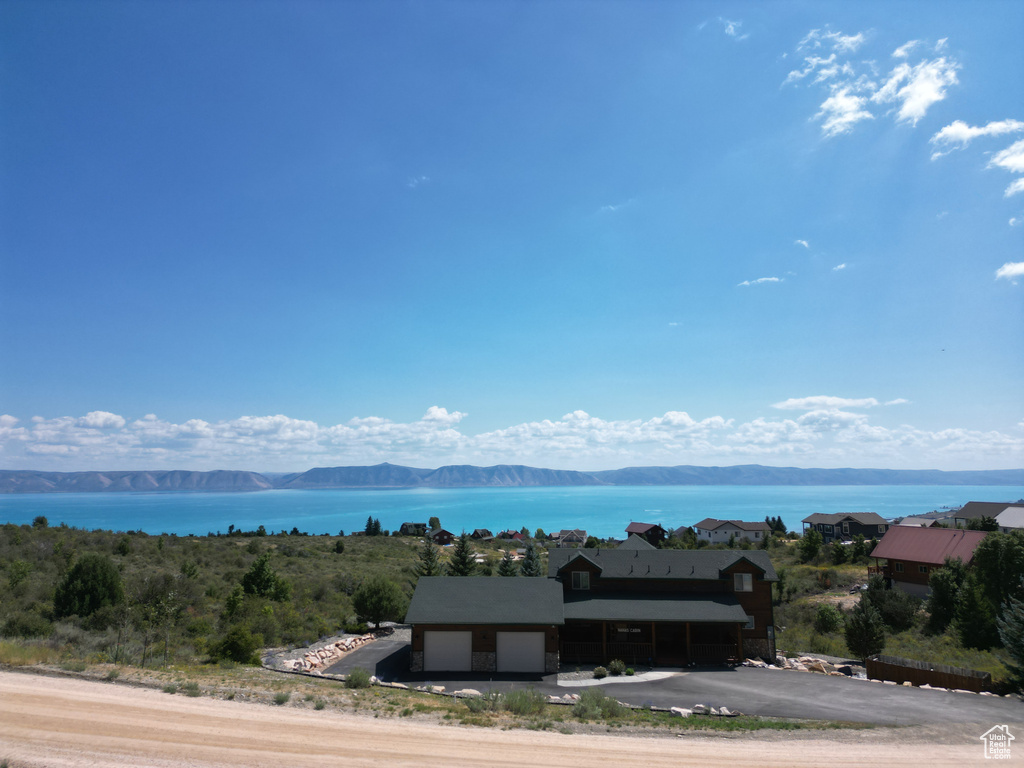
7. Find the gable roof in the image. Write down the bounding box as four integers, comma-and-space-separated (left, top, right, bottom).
694, 518, 771, 532
617, 534, 656, 550
802, 512, 888, 526
549, 547, 777, 581
955, 501, 1014, 521
870, 526, 987, 567
625, 522, 665, 534
996, 506, 1024, 529
404, 577, 564, 625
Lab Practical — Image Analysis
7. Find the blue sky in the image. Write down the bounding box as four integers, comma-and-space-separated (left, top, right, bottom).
1, 1, 1021, 472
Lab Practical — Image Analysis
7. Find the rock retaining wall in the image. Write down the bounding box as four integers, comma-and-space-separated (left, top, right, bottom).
278, 633, 377, 673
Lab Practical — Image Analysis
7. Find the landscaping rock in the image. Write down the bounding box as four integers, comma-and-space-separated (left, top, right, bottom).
691, 704, 709, 715
670, 707, 691, 718
454, 689, 481, 697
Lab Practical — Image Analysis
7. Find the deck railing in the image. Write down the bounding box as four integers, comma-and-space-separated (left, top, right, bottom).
689, 643, 739, 661
561, 642, 653, 663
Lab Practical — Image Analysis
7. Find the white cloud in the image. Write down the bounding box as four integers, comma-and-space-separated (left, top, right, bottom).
871, 58, 959, 125
720, 18, 749, 41
990, 139, 1024, 174
892, 40, 921, 58
885, 398, 910, 406
1011, 216, 1023, 227
407, 175, 430, 189
935, 38, 948, 52
772, 396, 880, 411
737, 277, 781, 287
1005, 179, 1024, 198
930, 119, 1024, 159
815, 87, 874, 137
832, 263, 847, 271
795, 239, 810, 248
78, 411, 126, 429
995, 262, 1024, 282
798, 28, 866, 54
599, 198, 636, 214
1, 405, 1020, 471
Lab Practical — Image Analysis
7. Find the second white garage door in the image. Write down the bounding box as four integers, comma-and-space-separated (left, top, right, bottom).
423, 631, 472, 672
496, 631, 545, 673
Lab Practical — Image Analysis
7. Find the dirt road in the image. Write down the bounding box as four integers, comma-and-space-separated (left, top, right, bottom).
0, 670, 996, 767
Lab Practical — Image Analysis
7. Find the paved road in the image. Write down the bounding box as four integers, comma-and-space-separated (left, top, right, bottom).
323, 636, 1024, 726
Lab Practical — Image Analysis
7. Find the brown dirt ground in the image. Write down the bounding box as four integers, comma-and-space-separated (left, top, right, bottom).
0, 669, 1009, 767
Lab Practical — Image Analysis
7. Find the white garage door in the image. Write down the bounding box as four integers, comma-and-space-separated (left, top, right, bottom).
496, 631, 545, 673
423, 631, 472, 672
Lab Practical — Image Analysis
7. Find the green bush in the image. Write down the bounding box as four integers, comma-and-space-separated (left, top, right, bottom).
53, 553, 125, 619
274, 691, 291, 705
209, 625, 263, 665
182, 682, 201, 697
592, 666, 608, 679
345, 667, 372, 689
2, 611, 53, 638
501, 688, 546, 715
572, 687, 623, 720
607, 659, 626, 676
813, 603, 844, 634
625, 667, 635, 676
314, 700, 326, 710
163, 684, 178, 694
464, 690, 502, 712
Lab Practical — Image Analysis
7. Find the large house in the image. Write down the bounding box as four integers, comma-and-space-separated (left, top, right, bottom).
399, 522, 427, 536
870, 526, 987, 598
624, 522, 668, 546
694, 518, 771, 545
404, 542, 778, 673
996, 507, 1024, 534
802, 513, 889, 544
555, 529, 587, 548
950, 501, 1016, 528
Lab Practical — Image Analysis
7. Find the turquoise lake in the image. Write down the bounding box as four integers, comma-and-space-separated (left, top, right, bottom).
2, 486, 1022, 538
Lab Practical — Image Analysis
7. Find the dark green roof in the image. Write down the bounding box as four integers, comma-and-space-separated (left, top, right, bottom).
404, 577, 564, 625
548, 548, 777, 581
563, 592, 749, 623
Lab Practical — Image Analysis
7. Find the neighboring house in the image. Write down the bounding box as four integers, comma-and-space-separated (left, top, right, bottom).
617, 534, 655, 551
471, 528, 493, 540
897, 516, 942, 528
429, 528, 454, 546
497, 529, 524, 541
996, 506, 1024, 534
399, 522, 427, 536
556, 529, 587, 548
624, 522, 668, 546
405, 540, 778, 673
869, 526, 987, 598
801, 513, 889, 544
694, 518, 771, 544
950, 501, 1014, 528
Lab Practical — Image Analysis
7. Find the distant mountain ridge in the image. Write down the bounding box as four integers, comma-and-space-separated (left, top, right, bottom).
0, 463, 1021, 493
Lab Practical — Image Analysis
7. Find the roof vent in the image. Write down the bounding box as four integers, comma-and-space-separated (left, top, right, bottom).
690, 565, 695, 575
629, 564, 633, 574
635, 549, 639, 558
647, 564, 651, 574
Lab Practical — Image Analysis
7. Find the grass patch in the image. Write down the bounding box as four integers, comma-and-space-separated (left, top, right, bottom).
60, 661, 87, 673
0, 640, 60, 666
162, 684, 178, 694
106, 668, 120, 680
182, 681, 201, 697
314, 700, 326, 710
344, 667, 372, 689
500, 688, 546, 716
274, 691, 291, 705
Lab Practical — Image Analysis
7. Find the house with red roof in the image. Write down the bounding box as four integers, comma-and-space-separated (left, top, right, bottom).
870, 526, 988, 598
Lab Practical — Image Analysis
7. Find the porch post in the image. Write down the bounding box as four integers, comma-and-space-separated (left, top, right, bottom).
650, 622, 656, 664
685, 622, 691, 662
735, 623, 743, 660
601, 621, 607, 661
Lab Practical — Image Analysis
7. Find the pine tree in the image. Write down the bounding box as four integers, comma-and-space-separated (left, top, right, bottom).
364, 516, 375, 536
497, 549, 519, 577
798, 528, 822, 563
415, 538, 444, 578
448, 531, 476, 576
845, 598, 886, 660
520, 542, 543, 577
926, 556, 967, 633
997, 582, 1024, 692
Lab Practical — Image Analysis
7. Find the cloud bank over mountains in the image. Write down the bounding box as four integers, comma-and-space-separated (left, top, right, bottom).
1, 401, 1020, 473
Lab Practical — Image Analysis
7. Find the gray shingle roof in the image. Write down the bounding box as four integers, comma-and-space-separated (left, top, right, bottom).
802, 512, 888, 526
562, 592, 749, 623
547, 548, 777, 581
694, 518, 771, 532
617, 534, 656, 550
404, 577, 564, 625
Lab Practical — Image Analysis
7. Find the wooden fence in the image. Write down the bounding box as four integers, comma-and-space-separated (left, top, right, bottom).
866, 654, 993, 693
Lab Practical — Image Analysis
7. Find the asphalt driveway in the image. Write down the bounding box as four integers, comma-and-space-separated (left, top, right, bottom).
323, 634, 1024, 726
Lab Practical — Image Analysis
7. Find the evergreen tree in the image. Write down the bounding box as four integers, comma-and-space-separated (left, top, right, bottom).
520, 542, 543, 577
364, 516, 375, 536
352, 575, 407, 629
448, 531, 476, 576
997, 582, 1024, 692
798, 528, 822, 563
497, 549, 519, 577
428, 516, 441, 531
415, 538, 444, 578
845, 598, 886, 660
53, 553, 125, 619
241, 553, 290, 601
955, 571, 1000, 649
925, 557, 967, 633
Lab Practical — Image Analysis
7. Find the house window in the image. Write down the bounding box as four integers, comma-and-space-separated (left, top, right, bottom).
918, 565, 928, 574
734, 573, 752, 592
842, 522, 850, 535
894, 562, 904, 573
754, 531, 760, 539
823, 524, 833, 533
743, 615, 755, 630
571, 571, 590, 590
878, 525, 886, 533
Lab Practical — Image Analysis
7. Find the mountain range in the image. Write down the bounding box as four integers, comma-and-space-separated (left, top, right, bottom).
1, 463, 1022, 493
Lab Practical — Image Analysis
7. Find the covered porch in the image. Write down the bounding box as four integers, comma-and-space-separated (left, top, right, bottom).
559, 592, 748, 666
